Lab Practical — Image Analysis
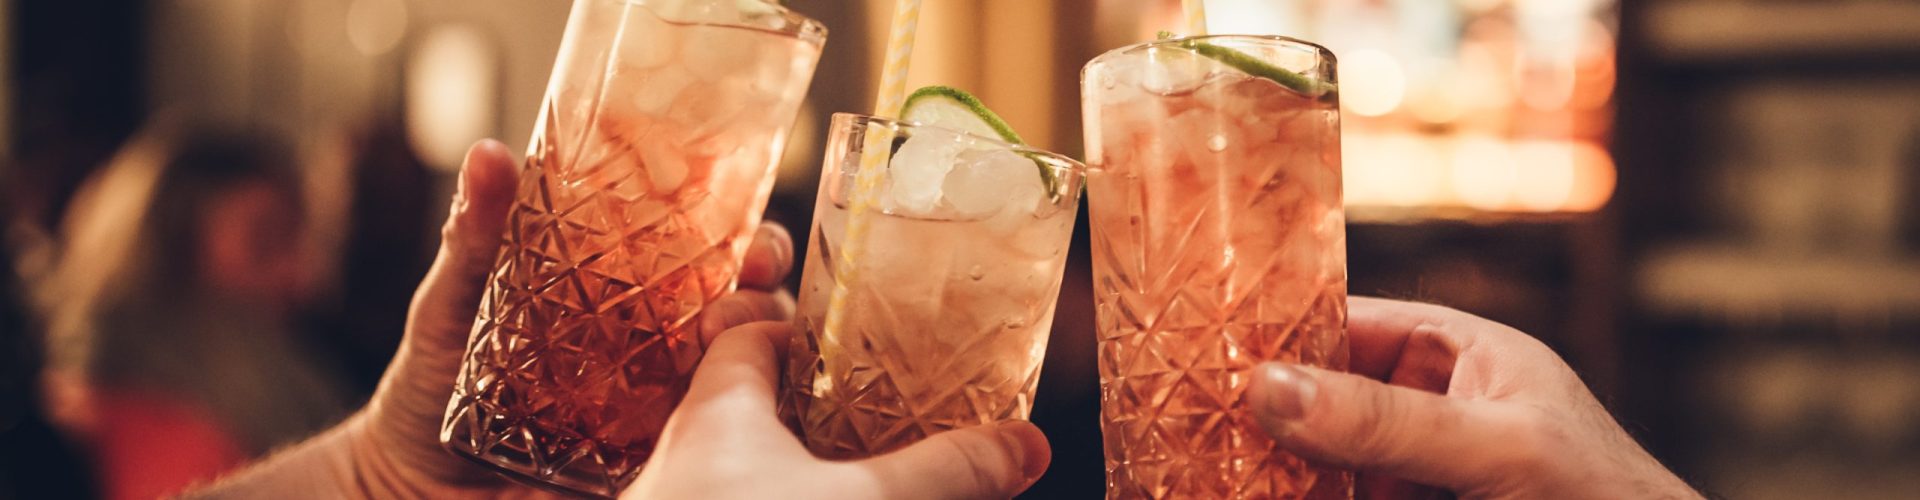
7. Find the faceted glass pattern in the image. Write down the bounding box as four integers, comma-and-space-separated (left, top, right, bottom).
787, 115, 1085, 460
1083, 36, 1352, 499
439, 0, 822, 496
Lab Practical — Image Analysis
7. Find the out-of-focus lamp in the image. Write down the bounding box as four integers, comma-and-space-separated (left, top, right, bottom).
406, 25, 499, 172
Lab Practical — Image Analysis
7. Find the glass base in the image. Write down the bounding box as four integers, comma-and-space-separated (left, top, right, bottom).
442, 429, 632, 499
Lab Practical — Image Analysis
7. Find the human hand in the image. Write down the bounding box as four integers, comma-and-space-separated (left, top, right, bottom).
342, 140, 800, 496
619, 321, 1051, 500
1248, 297, 1701, 500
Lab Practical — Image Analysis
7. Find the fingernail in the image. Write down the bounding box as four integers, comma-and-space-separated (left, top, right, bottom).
1256, 363, 1317, 426
994, 423, 1047, 484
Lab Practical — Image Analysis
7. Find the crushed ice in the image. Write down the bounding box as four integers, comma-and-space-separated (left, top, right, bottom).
883, 128, 1047, 219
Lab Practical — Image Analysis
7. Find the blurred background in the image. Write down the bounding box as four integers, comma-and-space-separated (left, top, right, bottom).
2, 0, 1918, 498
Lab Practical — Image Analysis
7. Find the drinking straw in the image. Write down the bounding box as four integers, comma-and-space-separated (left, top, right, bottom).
823, 0, 923, 339
868, 0, 924, 120
1184, 0, 1208, 36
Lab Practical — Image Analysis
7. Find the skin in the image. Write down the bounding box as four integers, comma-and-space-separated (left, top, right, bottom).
185, 140, 1696, 499
185, 140, 1049, 499
623, 321, 1049, 500
1248, 297, 1704, 500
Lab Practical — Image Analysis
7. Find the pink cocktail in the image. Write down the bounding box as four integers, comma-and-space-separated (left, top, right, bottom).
787, 113, 1086, 459
1082, 35, 1350, 499
440, 0, 823, 496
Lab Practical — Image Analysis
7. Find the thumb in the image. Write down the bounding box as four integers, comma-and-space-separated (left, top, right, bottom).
854, 422, 1051, 500
406, 139, 517, 356
1250, 363, 1518, 493
373, 140, 515, 432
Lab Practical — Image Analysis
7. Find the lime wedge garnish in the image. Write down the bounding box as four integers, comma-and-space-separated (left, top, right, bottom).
1158, 31, 1335, 98
898, 86, 1058, 200
901, 86, 1026, 144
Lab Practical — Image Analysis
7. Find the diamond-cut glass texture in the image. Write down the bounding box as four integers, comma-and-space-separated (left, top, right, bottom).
437, 1, 821, 495
785, 116, 1081, 460
1084, 37, 1352, 500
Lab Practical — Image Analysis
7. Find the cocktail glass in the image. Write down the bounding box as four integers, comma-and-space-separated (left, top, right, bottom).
440, 0, 824, 496
1082, 35, 1350, 499
787, 112, 1085, 459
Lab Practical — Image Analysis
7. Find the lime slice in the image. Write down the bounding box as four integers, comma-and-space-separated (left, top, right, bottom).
901, 86, 1026, 144
897, 86, 1058, 200
1158, 31, 1335, 98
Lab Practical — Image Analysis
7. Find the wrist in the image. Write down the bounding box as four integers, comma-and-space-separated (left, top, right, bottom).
178, 413, 369, 499
346, 405, 528, 498
341, 411, 452, 499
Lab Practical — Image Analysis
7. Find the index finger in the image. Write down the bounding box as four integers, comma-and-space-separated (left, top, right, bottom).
737, 222, 794, 291
1345, 296, 1484, 381
680, 321, 795, 413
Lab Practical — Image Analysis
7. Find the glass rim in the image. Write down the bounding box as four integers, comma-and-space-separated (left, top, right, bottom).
1086, 34, 1337, 70
597, 0, 828, 45
828, 112, 1088, 178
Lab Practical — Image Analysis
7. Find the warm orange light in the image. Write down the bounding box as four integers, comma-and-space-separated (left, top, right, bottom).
1351, 136, 1615, 215
1409, 69, 1470, 125
406, 25, 497, 171
346, 0, 408, 56
1570, 19, 1617, 111
1517, 51, 1577, 111
1512, 141, 1578, 211
1449, 135, 1518, 211
1344, 135, 1434, 208
1566, 141, 1616, 212
1345, 133, 1447, 207
1343, 49, 1408, 117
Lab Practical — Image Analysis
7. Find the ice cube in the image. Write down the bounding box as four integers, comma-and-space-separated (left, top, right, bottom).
681, 22, 767, 81
640, 0, 689, 20
628, 68, 694, 116
640, 141, 689, 194
667, 78, 752, 140
749, 54, 805, 101
616, 5, 678, 70
886, 128, 967, 215
1138, 46, 1229, 95
1012, 211, 1075, 260
943, 148, 1044, 218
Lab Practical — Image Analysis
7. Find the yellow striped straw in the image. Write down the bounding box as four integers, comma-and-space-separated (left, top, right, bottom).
1184, 0, 1208, 36
869, 0, 923, 120
823, 0, 923, 340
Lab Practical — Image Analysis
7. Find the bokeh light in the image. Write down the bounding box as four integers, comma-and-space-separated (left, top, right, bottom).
1341, 49, 1407, 117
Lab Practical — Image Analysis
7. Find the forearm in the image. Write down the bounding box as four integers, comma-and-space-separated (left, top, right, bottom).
180, 414, 368, 499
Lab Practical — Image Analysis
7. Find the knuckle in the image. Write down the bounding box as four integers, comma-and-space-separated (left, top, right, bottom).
439, 214, 463, 244
1400, 300, 1473, 325
439, 194, 470, 238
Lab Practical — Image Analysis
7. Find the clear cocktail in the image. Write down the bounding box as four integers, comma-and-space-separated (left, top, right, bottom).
787, 112, 1084, 459
440, 0, 823, 496
1082, 35, 1350, 499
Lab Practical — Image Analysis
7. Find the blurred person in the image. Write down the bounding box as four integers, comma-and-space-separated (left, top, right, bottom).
36, 123, 351, 500
304, 118, 437, 395
2, 212, 99, 499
